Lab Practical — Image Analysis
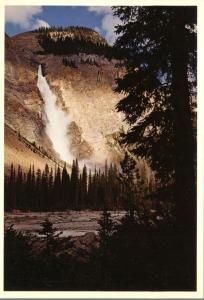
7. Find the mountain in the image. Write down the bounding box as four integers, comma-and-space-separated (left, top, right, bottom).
5, 27, 126, 173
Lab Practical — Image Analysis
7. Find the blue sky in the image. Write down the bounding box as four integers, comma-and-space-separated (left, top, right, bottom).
5, 6, 121, 44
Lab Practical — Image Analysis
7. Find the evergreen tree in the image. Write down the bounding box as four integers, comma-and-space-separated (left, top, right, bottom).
40, 164, 50, 210
4, 225, 34, 290
96, 208, 115, 289
25, 166, 32, 210
9, 163, 16, 210
4, 174, 9, 211
98, 171, 106, 210
104, 161, 111, 208
39, 219, 61, 254
53, 166, 62, 210
61, 163, 70, 209
113, 6, 196, 230
92, 167, 99, 209
120, 152, 137, 214
70, 160, 79, 209
31, 165, 36, 210
87, 170, 93, 208
16, 166, 23, 210
36, 168, 42, 210
98, 209, 114, 251
81, 165, 88, 208
48, 167, 54, 190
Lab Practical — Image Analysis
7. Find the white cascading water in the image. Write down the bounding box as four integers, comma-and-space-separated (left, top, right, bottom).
37, 65, 73, 163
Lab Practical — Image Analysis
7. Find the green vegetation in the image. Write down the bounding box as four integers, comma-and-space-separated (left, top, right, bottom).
34, 26, 107, 45
113, 6, 196, 232
62, 56, 100, 68
36, 26, 110, 56
36, 26, 125, 59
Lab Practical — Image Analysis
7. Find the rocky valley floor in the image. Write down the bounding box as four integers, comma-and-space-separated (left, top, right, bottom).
5, 210, 125, 237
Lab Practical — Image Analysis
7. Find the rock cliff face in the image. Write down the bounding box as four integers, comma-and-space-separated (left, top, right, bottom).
5, 29, 126, 172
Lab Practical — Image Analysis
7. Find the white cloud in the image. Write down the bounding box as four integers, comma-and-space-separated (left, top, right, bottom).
32, 19, 50, 30
88, 6, 112, 15
94, 26, 101, 34
88, 6, 121, 45
5, 6, 43, 29
101, 13, 121, 45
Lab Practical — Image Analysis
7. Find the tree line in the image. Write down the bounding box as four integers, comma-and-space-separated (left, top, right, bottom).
34, 25, 107, 41
5, 155, 153, 212
36, 26, 125, 59
37, 26, 111, 57
62, 56, 100, 68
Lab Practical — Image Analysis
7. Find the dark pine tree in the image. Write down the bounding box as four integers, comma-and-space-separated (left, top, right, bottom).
16, 165, 24, 210
70, 160, 79, 209
48, 167, 54, 209
36, 168, 42, 210
87, 170, 93, 209
7, 164, 16, 210
61, 163, 70, 210
113, 6, 196, 232
41, 164, 50, 210
5, 171, 15, 212
98, 209, 114, 251
96, 208, 115, 289
81, 164, 88, 209
112, 6, 197, 290
53, 166, 62, 210
39, 218, 62, 256
119, 152, 137, 215
31, 165, 36, 210
25, 166, 33, 210
4, 225, 34, 290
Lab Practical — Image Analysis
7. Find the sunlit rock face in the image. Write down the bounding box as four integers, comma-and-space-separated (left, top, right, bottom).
5, 30, 126, 171
41, 53, 126, 167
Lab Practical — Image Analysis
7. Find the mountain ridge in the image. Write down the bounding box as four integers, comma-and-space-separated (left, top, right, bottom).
35, 26, 108, 45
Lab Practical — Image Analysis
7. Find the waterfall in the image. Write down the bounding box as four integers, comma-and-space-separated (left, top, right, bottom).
37, 65, 73, 163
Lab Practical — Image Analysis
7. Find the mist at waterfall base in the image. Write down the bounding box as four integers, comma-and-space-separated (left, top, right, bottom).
37, 65, 74, 163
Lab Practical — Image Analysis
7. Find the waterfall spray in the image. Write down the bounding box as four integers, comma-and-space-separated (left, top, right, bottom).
37, 65, 73, 163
